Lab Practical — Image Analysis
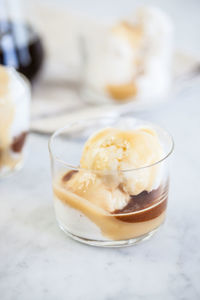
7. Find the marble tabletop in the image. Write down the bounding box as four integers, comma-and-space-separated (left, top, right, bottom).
1, 80, 200, 300
1, 0, 200, 299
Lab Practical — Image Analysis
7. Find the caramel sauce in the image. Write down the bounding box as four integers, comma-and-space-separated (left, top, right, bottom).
106, 82, 137, 101
0, 132, 27, 169
62, 170, 78, 182
112, 22, 143, 48
11, 132, 27, 152
53, 172, 167, 240
113, 187, 168, 222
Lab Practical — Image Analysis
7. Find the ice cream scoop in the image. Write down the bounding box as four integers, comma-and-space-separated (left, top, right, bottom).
65, 171, 129, 212
80, 127, 164, 196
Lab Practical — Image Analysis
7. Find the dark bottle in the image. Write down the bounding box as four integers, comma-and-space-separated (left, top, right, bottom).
0, 1, 44, 82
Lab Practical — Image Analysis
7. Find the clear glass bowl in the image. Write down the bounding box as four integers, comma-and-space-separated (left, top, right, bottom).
49, 117, 174, 247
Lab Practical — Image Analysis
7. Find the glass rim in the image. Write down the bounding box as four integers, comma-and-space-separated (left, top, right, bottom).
48, 116, 174, 173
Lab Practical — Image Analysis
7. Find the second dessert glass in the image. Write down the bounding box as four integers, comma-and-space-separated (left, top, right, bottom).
49, 117, 174, 247
0, 67, 31, 178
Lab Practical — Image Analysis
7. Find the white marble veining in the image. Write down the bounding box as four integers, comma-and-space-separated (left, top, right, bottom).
1, 0, 200, 299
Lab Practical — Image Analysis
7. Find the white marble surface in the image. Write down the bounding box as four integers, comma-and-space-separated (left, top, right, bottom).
1, 1, 200, 299
0, 81, 200, 300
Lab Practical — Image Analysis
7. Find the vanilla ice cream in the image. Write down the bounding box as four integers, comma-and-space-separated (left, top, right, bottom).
80, 127, 164, 197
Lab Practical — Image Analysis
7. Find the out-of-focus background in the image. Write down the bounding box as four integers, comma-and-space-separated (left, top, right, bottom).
0, 1, 200, 299
40, 0, 200, 54
28, 0, 200, 131
1, 0, 200, 129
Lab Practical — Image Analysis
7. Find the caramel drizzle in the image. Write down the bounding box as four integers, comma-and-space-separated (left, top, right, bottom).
53, 172, 167, 240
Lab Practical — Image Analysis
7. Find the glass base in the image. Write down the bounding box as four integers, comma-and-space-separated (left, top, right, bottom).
58, 221, 159, 248
0, 159, 24, 179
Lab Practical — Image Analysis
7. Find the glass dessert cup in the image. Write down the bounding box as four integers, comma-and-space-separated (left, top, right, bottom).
0, 67, 31, 178
49, 117, 174, 247
80, 6, 173, 107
